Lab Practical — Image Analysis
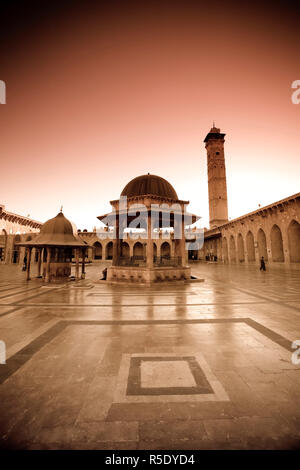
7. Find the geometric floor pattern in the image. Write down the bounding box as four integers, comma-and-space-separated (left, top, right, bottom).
0, 262, 300, 449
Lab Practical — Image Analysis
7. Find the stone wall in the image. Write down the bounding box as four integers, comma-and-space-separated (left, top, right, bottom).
202, 193, 300, 267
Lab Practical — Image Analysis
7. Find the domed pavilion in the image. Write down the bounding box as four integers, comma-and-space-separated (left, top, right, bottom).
18, 211, 87, 282
98, 173, 199, 284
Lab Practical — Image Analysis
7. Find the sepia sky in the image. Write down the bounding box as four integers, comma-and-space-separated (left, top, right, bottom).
0, 1, 299, 230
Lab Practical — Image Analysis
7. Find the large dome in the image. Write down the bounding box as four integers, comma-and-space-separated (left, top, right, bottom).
121, 174, 178, 200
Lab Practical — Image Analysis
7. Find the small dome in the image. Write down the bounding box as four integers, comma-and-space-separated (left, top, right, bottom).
121, 174, 178, 200
19, 212, 86, 246
41, 212, 75, 235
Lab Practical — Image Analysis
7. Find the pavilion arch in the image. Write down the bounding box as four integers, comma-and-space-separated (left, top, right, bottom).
161, 241, 171, 258
120, 241, 130, 258
287, 219, 300, 262
222, 237, 228, 262
93, 241, 102, 259
105, 241, 113, 260
133, 241, 144, 259
26, 235, 32, 242
271, 224, 284, 262
229, 235, 236, 263
257, 228, 268, 261
237, 233, 245, 262
246, 231, 255, 262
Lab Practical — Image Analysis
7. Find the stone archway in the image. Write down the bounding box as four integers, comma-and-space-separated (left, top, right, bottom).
0, 229, 7, 262
222, 237, 228, 262
246, 231, 255, 262
257, 228, 268, 261
105, 241, 113, 260
271, 224, 284, 262
288, 219, 300, 262
237, 233, 245, 262
161, 241, 171, 258
133, 242, 143, 259
120, 241, 130, 258
229, 235, 236, 263
93, 241, 102, 259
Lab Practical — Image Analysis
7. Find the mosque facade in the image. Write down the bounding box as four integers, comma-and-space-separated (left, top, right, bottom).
1, 126, 299, 269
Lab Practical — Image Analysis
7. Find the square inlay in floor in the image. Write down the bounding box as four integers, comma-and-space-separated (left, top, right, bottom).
141, 359, 197, 388
114, 353, 230, 403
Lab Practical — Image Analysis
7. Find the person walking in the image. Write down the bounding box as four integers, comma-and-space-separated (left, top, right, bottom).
260, 256, 266, 271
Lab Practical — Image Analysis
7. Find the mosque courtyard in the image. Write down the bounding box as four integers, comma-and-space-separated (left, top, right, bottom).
0, 262, 300, 450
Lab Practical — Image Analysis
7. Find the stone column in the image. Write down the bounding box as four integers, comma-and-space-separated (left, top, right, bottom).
75, 248, 80, 279
26, 247, 32, 281
129, 242, 134, 258
112, 215, 119, 266
45, 247, 51, 282
281, 227, 289, 264
81, 247, 86, 279
37, 248, 42, 277
171, 236, 175, 258
147, 211, 153, 268
180, 215, 186, 267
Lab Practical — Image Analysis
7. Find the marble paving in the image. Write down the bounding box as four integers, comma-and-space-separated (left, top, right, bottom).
0, 262, 300, 449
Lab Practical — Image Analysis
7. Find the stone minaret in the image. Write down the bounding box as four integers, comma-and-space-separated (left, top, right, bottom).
204, 125, 228, 227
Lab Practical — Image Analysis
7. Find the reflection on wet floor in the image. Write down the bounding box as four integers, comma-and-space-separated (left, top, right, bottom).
0, 262, 300, 449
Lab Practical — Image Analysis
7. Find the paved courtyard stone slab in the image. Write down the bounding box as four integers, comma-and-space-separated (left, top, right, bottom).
0, 262, 300, 449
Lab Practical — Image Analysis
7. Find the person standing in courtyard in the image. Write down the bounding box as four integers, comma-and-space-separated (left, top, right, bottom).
260, 256, 266, 271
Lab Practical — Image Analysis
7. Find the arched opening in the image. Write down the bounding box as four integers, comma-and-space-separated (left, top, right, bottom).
222, 237, 228, 262
93, 241, 102, 259
161, 241, 171, 259
271, 224, 284, 262
288, 220, 300, 262
105, 241, 113, 260
246, 231, 255, 262
120, 241, 130, 258
229, 235, 236, 263
257, 229, 268, 261
133, 242, 144, 259
237, 233, 245, 262
26, 235, 32, 242
188, 242, 198, 260
0, 229, 7, 262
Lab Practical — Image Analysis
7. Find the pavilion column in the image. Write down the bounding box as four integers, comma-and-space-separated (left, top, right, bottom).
147, 211, 153, 268
112, 215, 119, 266
180, 215, 186, 267
26, 247, 32, 281
75, 248, 80, 280
45, 247, 51, 282
81, 247, 86, 279
37, 248, 42, 277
